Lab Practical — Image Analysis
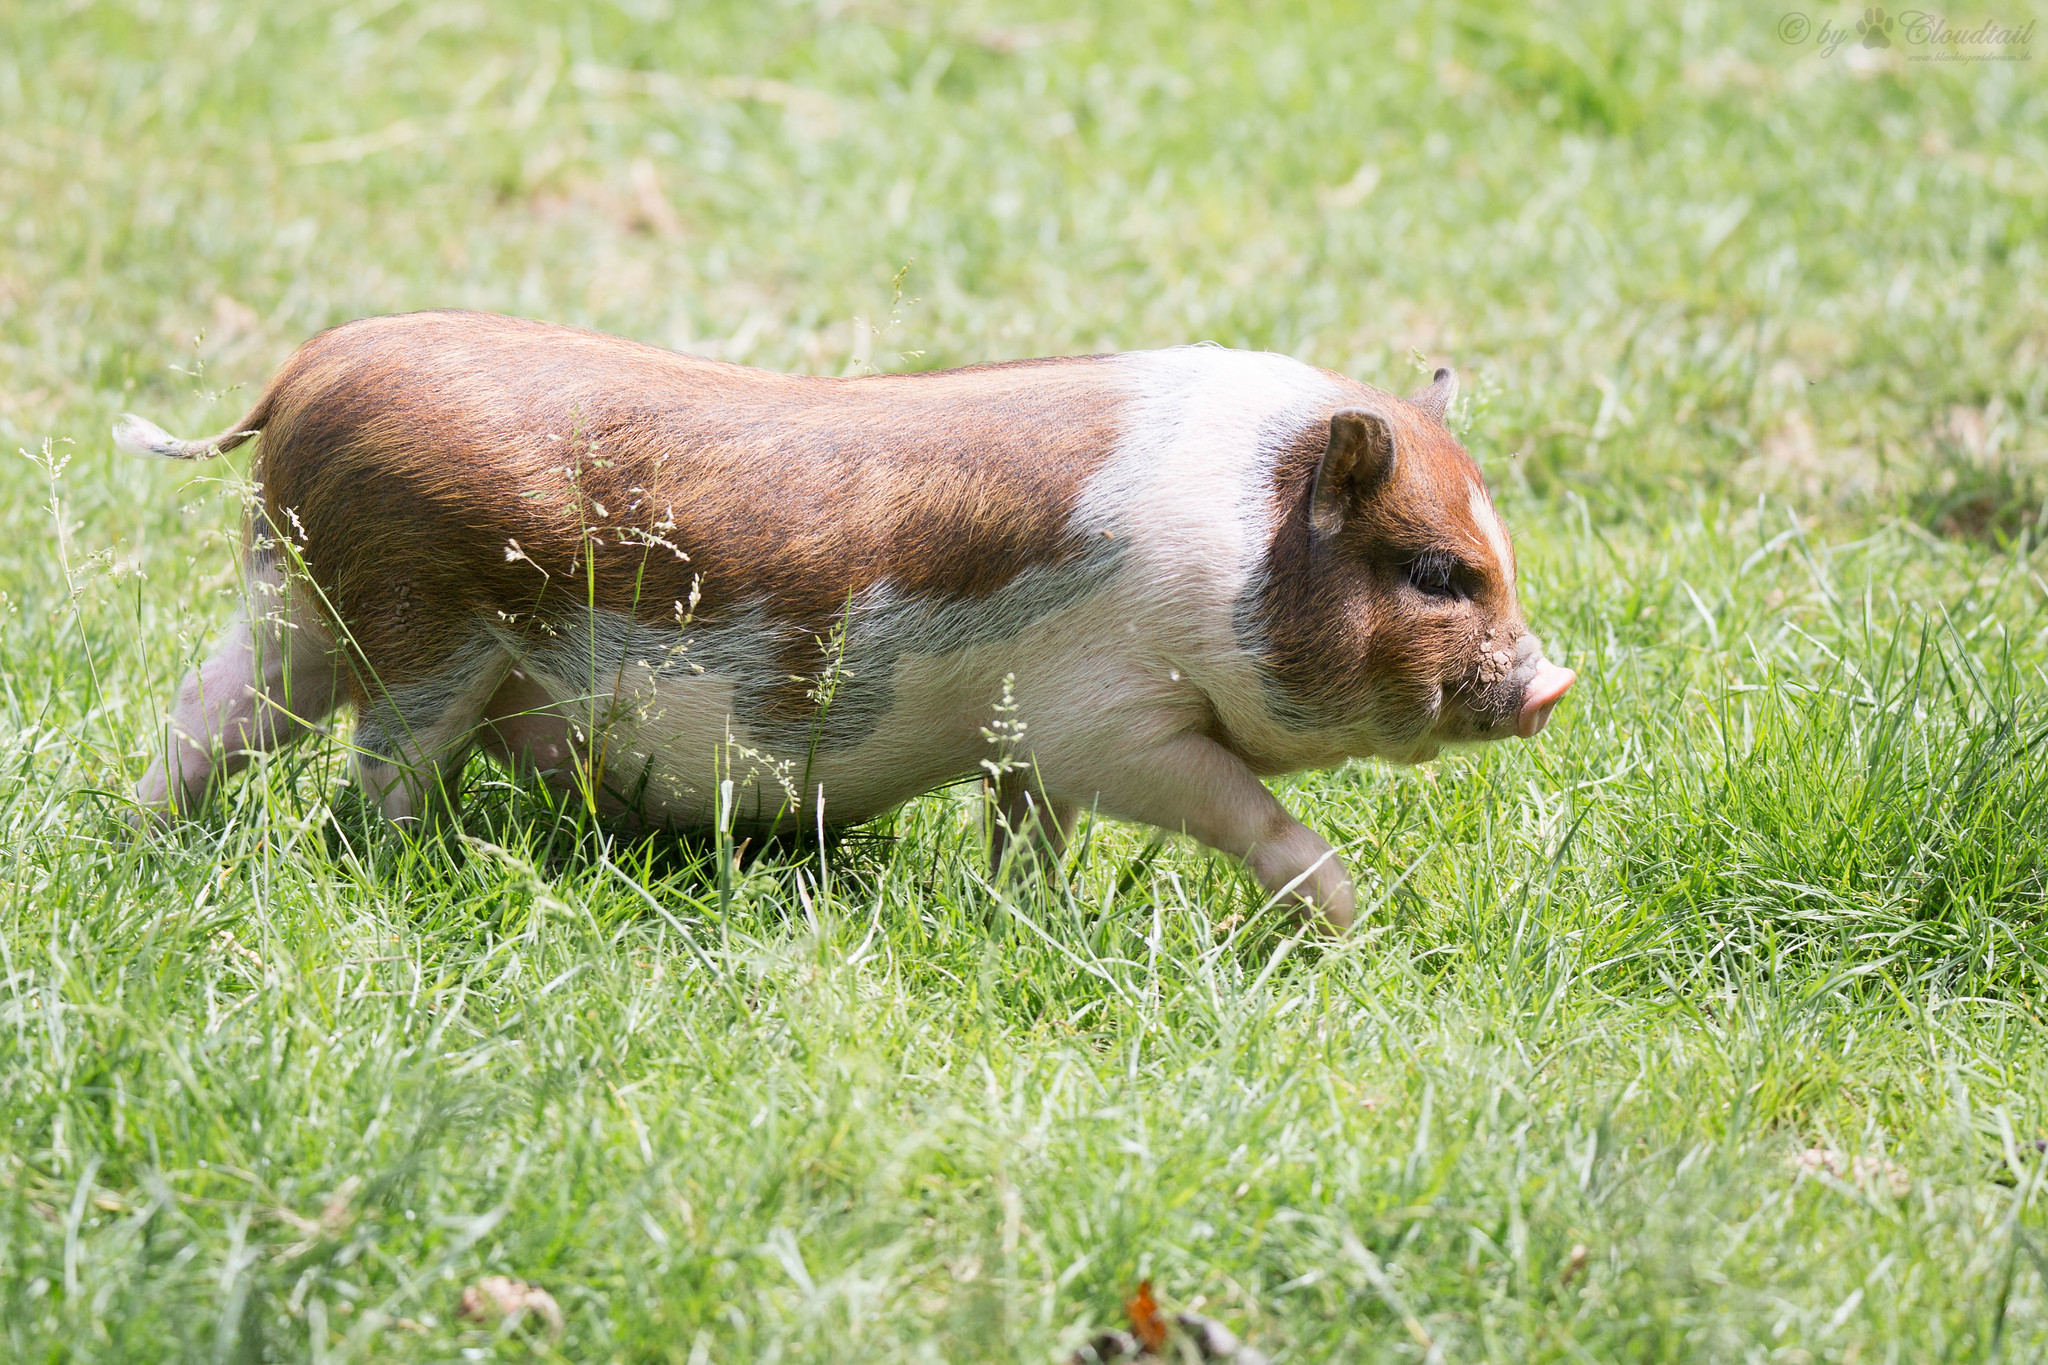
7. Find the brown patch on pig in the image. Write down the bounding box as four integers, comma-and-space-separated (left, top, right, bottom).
238, 312, 1124, 715
1235, 380, 1529, 752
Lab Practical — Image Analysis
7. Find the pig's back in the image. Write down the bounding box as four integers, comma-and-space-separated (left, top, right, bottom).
256, 312, 1141, 643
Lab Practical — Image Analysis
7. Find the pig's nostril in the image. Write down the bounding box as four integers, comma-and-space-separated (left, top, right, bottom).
1516, 661, 1575, 739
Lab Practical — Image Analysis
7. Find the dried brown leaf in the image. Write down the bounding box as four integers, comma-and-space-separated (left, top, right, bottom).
1124, 1279, 1167, 1354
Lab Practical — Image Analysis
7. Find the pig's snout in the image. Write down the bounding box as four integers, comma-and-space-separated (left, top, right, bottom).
1517, 659, 1575, 738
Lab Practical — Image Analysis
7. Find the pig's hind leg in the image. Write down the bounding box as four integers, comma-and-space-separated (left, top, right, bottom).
135, 563, 344, 820
1057, 732, 1356, 931
347, 638, 511, 831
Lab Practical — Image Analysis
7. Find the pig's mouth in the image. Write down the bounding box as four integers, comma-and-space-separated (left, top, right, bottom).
1435, 637, 1576, 747
1348, 637, 1575, 765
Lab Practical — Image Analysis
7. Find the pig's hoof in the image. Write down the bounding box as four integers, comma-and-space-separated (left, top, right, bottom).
123, 798, 185, 836
1282, 877, 1356, 933
1303, 896, 1355, 934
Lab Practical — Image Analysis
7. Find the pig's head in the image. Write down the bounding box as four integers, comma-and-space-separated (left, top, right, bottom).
1244, 368, 1574, 764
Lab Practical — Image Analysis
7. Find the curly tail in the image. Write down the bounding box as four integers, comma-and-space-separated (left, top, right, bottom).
112, 395, 271, 461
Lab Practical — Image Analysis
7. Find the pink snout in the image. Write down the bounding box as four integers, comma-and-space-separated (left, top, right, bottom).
1517, 661, 1576, 739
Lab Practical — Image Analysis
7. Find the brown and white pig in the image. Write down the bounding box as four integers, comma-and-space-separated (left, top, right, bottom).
115, 311, 1574, 927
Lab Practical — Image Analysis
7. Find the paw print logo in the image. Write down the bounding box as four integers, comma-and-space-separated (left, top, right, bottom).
1858, 6, 1893, 47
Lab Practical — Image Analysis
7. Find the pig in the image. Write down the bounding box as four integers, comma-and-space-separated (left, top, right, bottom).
115, 311, 1574, 928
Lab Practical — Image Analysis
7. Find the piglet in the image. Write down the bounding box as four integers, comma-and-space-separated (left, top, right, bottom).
116, 311, 1573, 927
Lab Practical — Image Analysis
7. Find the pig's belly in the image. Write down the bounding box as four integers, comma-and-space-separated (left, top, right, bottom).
478, 662, 988, 830
469, 571, 1228, 829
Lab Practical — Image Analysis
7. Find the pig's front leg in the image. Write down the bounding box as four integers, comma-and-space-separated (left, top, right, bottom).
1063, 732, 1356, 930
989, 768, 1079, 875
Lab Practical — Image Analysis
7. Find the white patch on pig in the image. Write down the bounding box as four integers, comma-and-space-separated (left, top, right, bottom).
1081, 348, 1341, 625
1468, 479, 1514, 585
1082, 346, 1338, 551
1081, 347, 1349, 759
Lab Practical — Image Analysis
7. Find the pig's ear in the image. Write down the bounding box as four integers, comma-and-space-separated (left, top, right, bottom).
1406, 367, 1458, 424
1311, 407, 1397, 538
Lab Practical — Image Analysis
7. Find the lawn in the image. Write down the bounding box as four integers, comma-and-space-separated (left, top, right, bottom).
2, 0, 2047, 1360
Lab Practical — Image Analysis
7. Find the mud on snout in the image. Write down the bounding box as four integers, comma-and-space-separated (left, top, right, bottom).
1433, 633, 1578, 748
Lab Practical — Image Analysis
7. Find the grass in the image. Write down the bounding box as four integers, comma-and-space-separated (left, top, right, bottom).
2, 0, 2047, 1359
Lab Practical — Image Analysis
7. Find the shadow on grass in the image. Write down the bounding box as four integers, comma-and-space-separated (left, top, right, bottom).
1904, 446, 2047, 548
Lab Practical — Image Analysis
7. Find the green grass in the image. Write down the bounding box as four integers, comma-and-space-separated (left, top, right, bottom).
3, 0, 2048, 1359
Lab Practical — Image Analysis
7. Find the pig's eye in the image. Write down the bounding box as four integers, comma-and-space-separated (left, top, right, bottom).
1405, 551, 1467, 600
